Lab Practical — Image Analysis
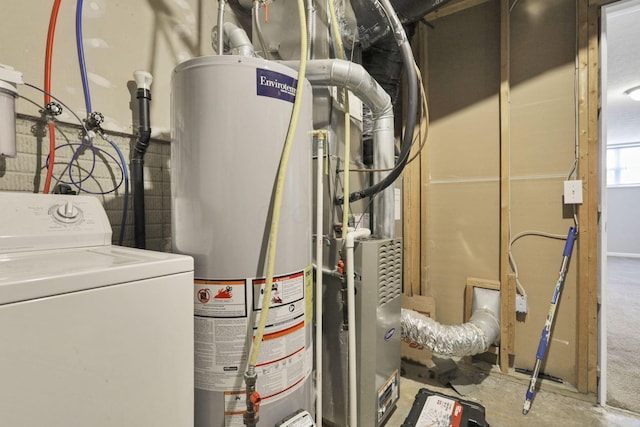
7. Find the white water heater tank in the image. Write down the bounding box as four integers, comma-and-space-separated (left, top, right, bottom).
171, 55, 314, 427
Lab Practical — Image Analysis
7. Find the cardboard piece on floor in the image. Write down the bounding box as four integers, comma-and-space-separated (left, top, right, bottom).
450, 373, 479, 396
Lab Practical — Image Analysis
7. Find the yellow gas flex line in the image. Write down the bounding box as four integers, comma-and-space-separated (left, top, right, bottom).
248, 0, 308, 369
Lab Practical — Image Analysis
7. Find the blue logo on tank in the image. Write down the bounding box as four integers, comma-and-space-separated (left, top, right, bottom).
256, 68, 297, 103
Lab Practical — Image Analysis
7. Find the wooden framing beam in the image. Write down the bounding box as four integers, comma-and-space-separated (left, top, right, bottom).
576, 0, 600, 394
402, 148, 422, 296
587, 3, 600, 395
403, 24, 429, 297
499, 0, 513, 374
419, 24, 431, 297
403, 90, 422, 296
425, 0, 493, 22
588, 0, 617, 7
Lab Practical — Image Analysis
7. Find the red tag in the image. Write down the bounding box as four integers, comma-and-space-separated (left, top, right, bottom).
451, 401, 463, 427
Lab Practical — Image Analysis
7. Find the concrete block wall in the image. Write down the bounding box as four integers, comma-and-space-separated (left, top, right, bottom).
0, 116, 171, 252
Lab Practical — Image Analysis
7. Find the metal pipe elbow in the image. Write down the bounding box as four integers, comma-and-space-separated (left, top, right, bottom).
223, 22, 255, 57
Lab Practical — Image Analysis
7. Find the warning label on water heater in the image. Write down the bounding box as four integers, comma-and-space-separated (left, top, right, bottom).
194, 269, 311, 396
194, 279, 247, 318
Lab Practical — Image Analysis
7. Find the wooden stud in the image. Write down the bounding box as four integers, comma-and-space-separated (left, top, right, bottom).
402, 133, 421, 296
577, 0, 600, 395
499, 0, 511, 374
576, 0, 590, 393
403, 25, 427, 297
419, 26, 431, 297
425, 0, 493, 22
588, 0, 617, 7
586, 4, 600, 394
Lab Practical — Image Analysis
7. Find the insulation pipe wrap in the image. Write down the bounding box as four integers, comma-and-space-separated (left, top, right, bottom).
401, 307, 500, 357
282, 59, 395, 238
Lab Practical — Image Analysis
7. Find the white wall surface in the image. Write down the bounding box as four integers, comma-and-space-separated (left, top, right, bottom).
0, 0, 219, 139
607, 186, 640, 257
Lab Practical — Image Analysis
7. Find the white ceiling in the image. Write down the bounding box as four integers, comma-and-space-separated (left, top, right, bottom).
605, 0, 640, 145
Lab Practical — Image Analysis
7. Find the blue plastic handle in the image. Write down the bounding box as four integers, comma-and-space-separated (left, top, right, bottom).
536, 330, 549, 360
563, 227, 577, 257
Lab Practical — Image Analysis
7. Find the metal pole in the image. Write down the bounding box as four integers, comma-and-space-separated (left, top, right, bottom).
523, 226, 577, 415
217, 0, 226, 55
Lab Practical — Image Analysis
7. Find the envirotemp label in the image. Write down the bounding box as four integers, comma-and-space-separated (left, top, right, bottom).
256, 68, 297, 103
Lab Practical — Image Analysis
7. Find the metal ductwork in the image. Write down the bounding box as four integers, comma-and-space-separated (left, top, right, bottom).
401, 288, 501, 357
349, 0, 457, 47
282, 59, 396, 238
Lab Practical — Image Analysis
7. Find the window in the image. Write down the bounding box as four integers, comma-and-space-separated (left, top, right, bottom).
607, 144, 640, 186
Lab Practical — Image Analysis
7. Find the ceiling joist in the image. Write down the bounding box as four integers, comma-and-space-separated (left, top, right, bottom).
424, 0, 493, 22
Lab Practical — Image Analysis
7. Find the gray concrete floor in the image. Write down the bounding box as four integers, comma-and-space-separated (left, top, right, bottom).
386, 360, 640, 427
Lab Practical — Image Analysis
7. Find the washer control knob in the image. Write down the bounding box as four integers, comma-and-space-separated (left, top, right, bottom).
52, 201, 82, 223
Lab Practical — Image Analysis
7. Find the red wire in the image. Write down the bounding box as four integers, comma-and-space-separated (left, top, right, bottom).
43, 0, 62, 194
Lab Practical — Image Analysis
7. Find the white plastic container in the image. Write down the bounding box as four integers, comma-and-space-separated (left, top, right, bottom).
0, 64, 22, 158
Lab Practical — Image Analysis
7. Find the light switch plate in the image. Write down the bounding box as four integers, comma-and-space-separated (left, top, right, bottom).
564, 180, 583, 204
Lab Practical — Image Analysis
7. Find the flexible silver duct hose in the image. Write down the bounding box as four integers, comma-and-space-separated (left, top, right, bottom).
401, 308, 501, 357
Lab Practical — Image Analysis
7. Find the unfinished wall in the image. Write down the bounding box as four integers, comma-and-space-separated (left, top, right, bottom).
425, 1, 501, 322
0, 0, 218, 138
0, 2, 221, 249
425, 0, 579, 385
510, 0, 578, 386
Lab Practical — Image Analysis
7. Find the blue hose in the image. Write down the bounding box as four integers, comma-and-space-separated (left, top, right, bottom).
75, 0, 129, 245
76, 0, 92, 113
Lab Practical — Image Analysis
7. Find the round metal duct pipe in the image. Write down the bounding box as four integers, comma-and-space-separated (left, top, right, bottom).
349, 0, 456, 47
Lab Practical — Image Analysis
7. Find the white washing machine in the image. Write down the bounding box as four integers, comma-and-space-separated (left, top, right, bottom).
0, 192, 194, 427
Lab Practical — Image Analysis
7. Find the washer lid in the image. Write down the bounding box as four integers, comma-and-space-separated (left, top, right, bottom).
0, 246, 193, 305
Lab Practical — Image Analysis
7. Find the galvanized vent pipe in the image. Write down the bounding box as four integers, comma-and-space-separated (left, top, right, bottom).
282, 59, 395, 238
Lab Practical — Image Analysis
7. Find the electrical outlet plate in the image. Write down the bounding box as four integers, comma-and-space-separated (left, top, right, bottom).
516, 294, 528, 313
563, 180, 583, 204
